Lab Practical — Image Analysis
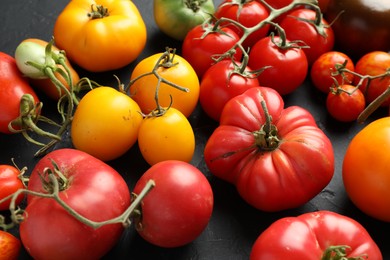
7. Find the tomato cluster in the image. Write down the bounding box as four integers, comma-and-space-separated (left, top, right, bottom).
0, 0, 389, 259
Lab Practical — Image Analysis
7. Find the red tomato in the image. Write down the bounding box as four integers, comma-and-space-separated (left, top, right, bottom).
20, 148, 131, 260
265, 0, 329, 12
0, 230, 21, 260
182, 23, 243, 78
204, 87, 334, 211
354, 51, 390, 107
0, 52, 40, 134
199, 60, 259, 121
214, 0, 270, 48
279, 8, 335, 65
310, 51, 355, 93
132, 160, 213, 248
326, 85, 365, 122
250, 211, 383, 260
248, 36, 308, 95
0, 165, 24, 211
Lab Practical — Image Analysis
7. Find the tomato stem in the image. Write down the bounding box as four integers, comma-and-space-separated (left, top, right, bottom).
88, 4, 109, 19
321, 245, 367, 260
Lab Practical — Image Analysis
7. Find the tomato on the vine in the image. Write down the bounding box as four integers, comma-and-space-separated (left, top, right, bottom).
53, 0, 147, 72
71, 86, 143, 161
132, 160, 213, 248
129, 51, 200, 118
182, 23, 243, 78
343, 117, 390, 222
310, 51, 355, 93
138, 107, 195, 165
0, 164, 25, 211
248, 36, 308, 95
326, 85, 365, 122
0, 230, 21, 260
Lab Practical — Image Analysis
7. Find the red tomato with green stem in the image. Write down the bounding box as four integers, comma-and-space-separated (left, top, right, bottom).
0, 164, 25, 211
0, 52, 40, 134
182, 23, 243, 78
20, 148, 131, 260
199, 60, 260, 121
250, 210, 383, 260
310, 51, 355, 93
132, 160, 214, 248
279, 8, 335, 65
248, 35, 308, 95
0, 230, 21, 260
214, 0, 270, 48
204, 87, 334, 211
326, 84, 365, 122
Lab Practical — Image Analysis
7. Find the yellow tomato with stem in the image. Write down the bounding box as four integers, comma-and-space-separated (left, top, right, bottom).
71, 86, 143, 161
138, 107, 195, 165
128, 50, 200, 118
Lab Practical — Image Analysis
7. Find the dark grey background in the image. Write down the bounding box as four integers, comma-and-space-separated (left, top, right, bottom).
1, 0, 389, 259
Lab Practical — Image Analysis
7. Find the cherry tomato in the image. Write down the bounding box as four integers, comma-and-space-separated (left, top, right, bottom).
21, 148, 131, 259
0, 165, 24, 211
138, 107, 195, 165
215, 0, 270, 48
0, 230, 21, 260
265, 0, 329, 13
279, 8, 335, 65
182, 23, 243, 78
129, 52, 200, 118
250, 211, 382, 260
326, 85, 365, 122
53, 0, 147, 72
132, 160, 213, 248
0, 52, 40, 134
199, 60, 259, 121
71, 86, 143, 161
354, 51, 390, 107
248, 36, 308, 95
343, 117, 390, 222
310, 51, 355, 93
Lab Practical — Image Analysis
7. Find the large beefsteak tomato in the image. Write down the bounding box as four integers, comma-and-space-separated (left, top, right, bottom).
204, 87, 334, 211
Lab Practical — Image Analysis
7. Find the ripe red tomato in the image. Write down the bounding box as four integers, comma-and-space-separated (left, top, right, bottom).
0, 52, 40, 134
310, 51, 355, 93
182, 23, 243, 78
0, 164, 25, 211
132, 160, 214, 248
279, 8, 335, 65
20, 148, 131, 259
214, 0, 270, 48
204, 87, 334, 211
199, 60, 259, 121
250, 211, 383, 259
326, 85, 366, 122
343, 117, 390, 222
248, 36, 308, 95
354, 51, 390, 107
0, 230, 21, 260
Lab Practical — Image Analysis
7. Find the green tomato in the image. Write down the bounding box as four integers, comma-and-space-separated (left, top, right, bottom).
154, 0, 215, 41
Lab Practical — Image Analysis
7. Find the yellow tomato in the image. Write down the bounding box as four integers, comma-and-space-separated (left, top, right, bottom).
53, 0, 147, 72
71, 86, 143, 161
129, 52, 200, 117
138, 107, 195, 165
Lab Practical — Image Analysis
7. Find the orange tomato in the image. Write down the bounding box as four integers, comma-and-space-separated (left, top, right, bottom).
53, 0, 147, 72
0, 231, 21, 260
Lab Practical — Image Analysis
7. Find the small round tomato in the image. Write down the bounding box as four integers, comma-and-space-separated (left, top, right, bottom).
53, 0, 147, 72
326, 85, 365, 122
0, 230, 21, 260
199, 60, 259, 121
354, 51, 390, 107
214, 0, 270, 48
71, 86, 143, 161
248, 36, 308, 95
132, 160, 213, 248
138, 107, 195, 165
182, 23, 243, 78
129, 52, 200, 118
279, 8, 335, 65
310, 51, 355, 93
343, 117, 390, 222
0, 165, 25, 211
